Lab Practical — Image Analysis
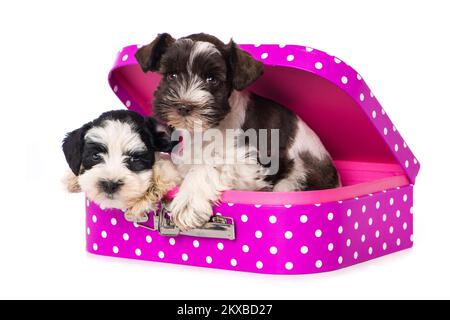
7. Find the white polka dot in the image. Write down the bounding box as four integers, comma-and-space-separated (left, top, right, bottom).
256, 261, 264, 269
169, 238, 176, 246
368, 247, 373, 255
306, 47, 313, 52
86, 227, 91, 235
113, 85, 118, 93
93, 243, 98, 251
158, 251, 165, 259
410, 207, 414, 215
133, 222, 139, 228
182, 253, 189, 261
285, 262, 294, 270
261, 52, 268, 59
370, 92, 374, 98
227, 203, 234, 206
315, 229, 322, 238
101, 231, 107, 239
285, 231, 293, 239
395, 144, 399, 152
347, 209, 352, 217
414, 158, 418, 164
361, 234, 366, 243
254, 44, 261, 47
360, 93, 365, 101
403, 194, 408, 202
354, 251, 359, 260
395, 210, 401, 218
354, 222, 359, 230
390, 198, 394, 206
396, 238, 401, 246
135, 248, 142, 257
362, 205, 367, 213
241, 214, 248, 223
100, 204, 106, 211
112, 246, 119, 254
254, 204, 262, 208
375, 230, 380, 238
300, 246, 309, 254
300, 215, 308, 223
206, 256, 213, 264
315, 62, 323, 70
357, 74, 362, 80
368, 218, 373, 226
230, 259, 237, 267
215, 212, 222, 216
217, 242, 224, 250
279, 44, 286, 48
410, 234, 414, 242
123, 233, 129, 241
269, 246, 278, 255
242, 245, 249, 253
122, 54, 129, 62
383, 128, 388, 136
372, 110, 377, 118
193, 240, 200, 248
389, 226, 394, 234
341, 76, 348, 84
92, 215, 97, 223
146, 235, 152, 244
110, 218, 117, 226
393, 125, 397, 132
376, 201, 381, 209
346, 239, 352, 247
334, 57, 342, 64
126, 100, 131, 107
403, 142, 408, 148
338, 256, 343, 264
284, 204, 292, 208
383, 243, 387, 251
269, 215, 277, 224
327, 212, 334, 221
328, 243, 334, 251
338, 226, 344, 234
382, 214, 387, 222
286, 54, 295, 62
255, 230, 263, 239
315, 260, 323, 269
403, 222, 408, 230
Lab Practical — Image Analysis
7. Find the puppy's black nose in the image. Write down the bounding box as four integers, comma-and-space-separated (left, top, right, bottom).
98, 180, 123, 194
177, 105, 193, 116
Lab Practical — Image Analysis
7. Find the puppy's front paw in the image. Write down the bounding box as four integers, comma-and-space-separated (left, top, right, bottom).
124, 210, 149, 223
169, 196, 213, 231
125, 200, 157, 223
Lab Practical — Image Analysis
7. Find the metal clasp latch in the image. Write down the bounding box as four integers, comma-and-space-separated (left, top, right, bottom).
137, 205, 235, 240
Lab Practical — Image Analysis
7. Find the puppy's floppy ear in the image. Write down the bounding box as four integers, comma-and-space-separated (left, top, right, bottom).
135, 33, 175, 73
62, 122, 92, 175
144, 117, 178, 153
227, 40, 264, 90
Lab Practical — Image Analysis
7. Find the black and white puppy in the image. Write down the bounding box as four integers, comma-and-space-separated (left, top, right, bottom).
62, 110, 180, 222
135, 33, 340, 230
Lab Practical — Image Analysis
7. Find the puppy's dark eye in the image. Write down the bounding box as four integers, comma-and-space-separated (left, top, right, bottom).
92, 153, 101, 161
167, 73, 178, 81
129, 156, 140, 163
206, 75, 218, 85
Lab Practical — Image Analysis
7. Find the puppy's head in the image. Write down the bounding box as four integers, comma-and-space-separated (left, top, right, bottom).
62, 110, 175, 210
135, 33, 264, 131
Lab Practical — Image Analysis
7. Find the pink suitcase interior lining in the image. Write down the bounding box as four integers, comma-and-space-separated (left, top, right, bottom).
84, 43, 420, 274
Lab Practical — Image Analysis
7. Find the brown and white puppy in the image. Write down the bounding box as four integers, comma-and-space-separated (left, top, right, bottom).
135, 33, 340, 230
62, 110, 180, 222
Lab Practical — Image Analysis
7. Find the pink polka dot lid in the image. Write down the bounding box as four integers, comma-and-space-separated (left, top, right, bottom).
85, 43, 419, 274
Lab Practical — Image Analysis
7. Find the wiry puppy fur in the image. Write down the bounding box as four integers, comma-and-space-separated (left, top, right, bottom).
62, 110, 180, 222
136, 33, 340, 230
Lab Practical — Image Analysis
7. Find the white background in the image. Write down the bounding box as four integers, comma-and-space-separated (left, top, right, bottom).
0, 0, 449, 299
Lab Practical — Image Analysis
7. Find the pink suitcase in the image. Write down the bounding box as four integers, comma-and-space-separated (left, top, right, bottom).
85, 44, 419, 274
